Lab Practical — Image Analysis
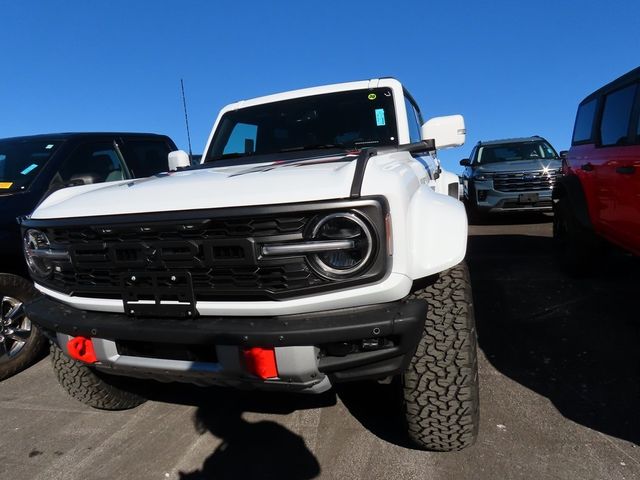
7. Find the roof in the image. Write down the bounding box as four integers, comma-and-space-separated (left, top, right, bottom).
579, 66, 640, 105
225, 77, 402, 111
476, 136, 545, 146
0, 132, 169, 142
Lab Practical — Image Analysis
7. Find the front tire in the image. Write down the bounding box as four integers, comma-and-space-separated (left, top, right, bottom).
50, 342, 146, 410
0, 274, 46, 381
553, 196, 600, 274
402, 262, 480, 451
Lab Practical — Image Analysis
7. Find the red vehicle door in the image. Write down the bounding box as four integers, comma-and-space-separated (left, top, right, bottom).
596, 145, 640, 253
594, 82, 640, 254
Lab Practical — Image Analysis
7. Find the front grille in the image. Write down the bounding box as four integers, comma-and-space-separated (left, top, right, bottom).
32, 199, 388, 304
493, 170, 558, 192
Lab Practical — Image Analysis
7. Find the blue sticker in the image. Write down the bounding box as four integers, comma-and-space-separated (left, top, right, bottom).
375, 108, 386, 126
20, 163, 38, 175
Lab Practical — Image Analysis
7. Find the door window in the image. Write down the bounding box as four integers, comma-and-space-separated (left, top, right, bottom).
119, 139, 173, 177
572, 99, 597, 144
600, 84, 637, 146
52, 142, 127, 187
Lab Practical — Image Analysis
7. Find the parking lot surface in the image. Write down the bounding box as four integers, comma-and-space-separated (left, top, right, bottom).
1, 215, 639, 480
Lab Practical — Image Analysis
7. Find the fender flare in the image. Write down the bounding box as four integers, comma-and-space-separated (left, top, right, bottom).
552, 175, 592, 230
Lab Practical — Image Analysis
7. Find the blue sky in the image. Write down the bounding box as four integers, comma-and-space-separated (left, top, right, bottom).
2, 0, 639, 173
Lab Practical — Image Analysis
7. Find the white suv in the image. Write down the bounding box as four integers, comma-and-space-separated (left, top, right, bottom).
21, 78, 479, 451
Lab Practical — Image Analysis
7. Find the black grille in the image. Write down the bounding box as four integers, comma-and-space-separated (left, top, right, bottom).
42, 213, 325, 301
27, 198, 389, 305
493, 170, 558, 192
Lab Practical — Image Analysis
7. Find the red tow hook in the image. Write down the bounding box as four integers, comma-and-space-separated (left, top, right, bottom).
242, 347, 278, 380
67, 336, 97, 364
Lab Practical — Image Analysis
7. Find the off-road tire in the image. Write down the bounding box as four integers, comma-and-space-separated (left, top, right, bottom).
0, 274, 46, 381
51, 342, 146, 410
402, 262, 479, 451
553, 196, 600, 274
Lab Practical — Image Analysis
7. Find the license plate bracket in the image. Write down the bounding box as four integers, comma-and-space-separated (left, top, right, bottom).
518, 193, 539, 203
122, 271, 196, 318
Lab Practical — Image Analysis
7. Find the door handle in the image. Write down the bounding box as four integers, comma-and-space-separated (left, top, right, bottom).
616, 165, 636, 175
580, 163, 594, 172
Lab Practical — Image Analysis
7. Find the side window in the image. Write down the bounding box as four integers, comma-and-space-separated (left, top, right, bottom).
119, 140, 172, 178
52, 142, 127, 187
223, 123, 258, 155
404, 96, 422, 143
572, 99, 597, 144
600, 83, 637, 146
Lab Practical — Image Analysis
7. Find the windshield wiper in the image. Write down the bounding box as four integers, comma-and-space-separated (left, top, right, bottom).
278, 143, 349, 153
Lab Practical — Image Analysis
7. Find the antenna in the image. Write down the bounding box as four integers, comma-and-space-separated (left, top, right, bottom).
180, 78, 194, 163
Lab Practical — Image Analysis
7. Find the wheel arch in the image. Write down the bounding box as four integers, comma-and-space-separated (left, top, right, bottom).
553, 175, 593, 230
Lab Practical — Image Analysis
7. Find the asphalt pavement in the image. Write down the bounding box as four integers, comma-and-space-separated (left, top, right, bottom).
1, 214, 639, 480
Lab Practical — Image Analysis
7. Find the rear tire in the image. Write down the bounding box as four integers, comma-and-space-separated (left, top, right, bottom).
402, 262, 480, 451
50, 342, 146, 410
553, 196, 600, 274
0, 274, 46, 381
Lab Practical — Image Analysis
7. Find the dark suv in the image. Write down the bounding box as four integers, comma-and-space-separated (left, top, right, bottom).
553, 66, 640, 268
0, 132, 177, 380
460, 136, 562, 215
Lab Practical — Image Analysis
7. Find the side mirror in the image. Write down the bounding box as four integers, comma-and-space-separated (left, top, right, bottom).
459, 158, 471, 167
559, 150, 568, 159
168, 150, 191, 171
421, 114, 466, 149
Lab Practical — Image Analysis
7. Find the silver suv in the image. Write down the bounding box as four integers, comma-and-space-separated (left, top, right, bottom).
460, 136, 562, 215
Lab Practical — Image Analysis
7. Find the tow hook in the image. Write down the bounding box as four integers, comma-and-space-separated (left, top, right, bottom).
242, 347, 278, 380
66, 336, 97, 364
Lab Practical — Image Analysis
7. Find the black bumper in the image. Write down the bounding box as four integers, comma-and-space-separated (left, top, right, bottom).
26, 296, 427, 382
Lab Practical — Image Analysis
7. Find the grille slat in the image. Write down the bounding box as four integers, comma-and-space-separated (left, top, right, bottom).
492, 170, 559, 192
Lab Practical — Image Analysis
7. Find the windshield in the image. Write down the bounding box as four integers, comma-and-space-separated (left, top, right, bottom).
0, 140, 62, 192
476, 141, 558, 164
205, 88, 398, 163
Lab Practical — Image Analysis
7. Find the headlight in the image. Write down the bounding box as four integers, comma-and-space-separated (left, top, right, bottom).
309, 212, 374, 278
473, 172, 492, 181
23, 229, 54, 277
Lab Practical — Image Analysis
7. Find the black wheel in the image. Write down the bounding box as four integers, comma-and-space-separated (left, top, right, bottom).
50, 342, 146, 410
553, 196, 600, 274
0, 274, 46, 381
402, 262, 479, 451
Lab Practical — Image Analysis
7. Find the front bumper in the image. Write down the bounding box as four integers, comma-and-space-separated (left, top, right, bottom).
26, 295, 427, 392
471, 181, 553, 213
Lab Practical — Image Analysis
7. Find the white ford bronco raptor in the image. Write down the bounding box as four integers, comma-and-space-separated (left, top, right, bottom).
21, 78, 479, 451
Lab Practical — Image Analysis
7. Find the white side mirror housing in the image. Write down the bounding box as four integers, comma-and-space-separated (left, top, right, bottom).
421, 115, 466, 150
168, 150, 191, 171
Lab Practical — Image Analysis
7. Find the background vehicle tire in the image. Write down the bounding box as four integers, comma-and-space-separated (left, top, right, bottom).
50, 342, 146, 410
0, 274, 46, 381
553, 197, 600, 274
402, 262, 480, 451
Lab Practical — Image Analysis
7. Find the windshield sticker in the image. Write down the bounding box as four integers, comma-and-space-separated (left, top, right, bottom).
0, 182, 13, 189
45, 144, 54, 149
20, 163, 39, 175
375, 108, 386, 126
368, 93, 377, 101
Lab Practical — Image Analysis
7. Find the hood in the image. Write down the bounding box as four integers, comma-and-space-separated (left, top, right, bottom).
474, 158, 562, 174
32, 154, 359, 219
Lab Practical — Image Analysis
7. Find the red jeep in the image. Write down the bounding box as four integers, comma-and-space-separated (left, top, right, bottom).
553, 66, 640, 268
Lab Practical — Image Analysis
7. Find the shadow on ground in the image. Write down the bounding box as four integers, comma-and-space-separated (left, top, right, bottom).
147, 386, 333, 479
467, 230, 640, 444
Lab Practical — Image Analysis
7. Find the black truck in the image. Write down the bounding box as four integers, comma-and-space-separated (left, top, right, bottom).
0, 132, 178, 379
